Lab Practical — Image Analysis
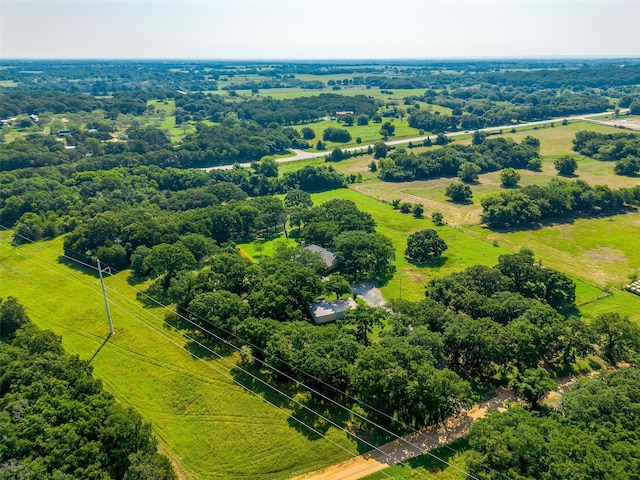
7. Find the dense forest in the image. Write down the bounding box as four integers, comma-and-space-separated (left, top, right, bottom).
0, 297, 177, 480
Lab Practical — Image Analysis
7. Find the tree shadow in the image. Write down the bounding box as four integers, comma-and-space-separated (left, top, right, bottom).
57, 255, 99, 277
446, 199, 474, 206
407, 256, 448, 268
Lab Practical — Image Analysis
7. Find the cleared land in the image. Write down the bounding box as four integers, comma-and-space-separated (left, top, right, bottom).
0, 232, 358, 480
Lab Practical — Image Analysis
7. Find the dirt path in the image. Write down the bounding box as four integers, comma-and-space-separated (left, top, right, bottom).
292, 373, 593, 480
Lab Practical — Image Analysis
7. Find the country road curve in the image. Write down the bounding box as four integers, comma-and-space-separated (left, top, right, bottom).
203, 109, 628, 172
290, 373, 595, 480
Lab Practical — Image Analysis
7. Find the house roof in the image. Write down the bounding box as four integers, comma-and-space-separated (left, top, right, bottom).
304, 244, 335, 269
309, 297, 356, 323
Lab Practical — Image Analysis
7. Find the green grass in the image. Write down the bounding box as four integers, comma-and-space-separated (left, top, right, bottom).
468, 212, 640, 292
310, 189, 509, 302
147, 99, 198, 141
292, 118, 420, 150
0, 232, 357, 479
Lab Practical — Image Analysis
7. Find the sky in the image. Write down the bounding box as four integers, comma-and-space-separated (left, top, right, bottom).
1, 0, 639, 59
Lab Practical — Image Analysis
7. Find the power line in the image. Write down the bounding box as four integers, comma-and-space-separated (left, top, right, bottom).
2, 226, 498, 479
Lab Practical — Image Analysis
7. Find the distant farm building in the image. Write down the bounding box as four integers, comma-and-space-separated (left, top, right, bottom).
303, 243, 335, 273
58, 129, 71, 136
335, 111, 354, 116
627, 280, 640, 296
309, 297, 357, 325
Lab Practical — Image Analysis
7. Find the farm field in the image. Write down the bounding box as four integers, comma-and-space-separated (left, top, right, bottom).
0, 232, 357, 480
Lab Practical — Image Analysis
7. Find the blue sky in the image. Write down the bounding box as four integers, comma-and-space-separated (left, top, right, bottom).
1, 0, 638, 59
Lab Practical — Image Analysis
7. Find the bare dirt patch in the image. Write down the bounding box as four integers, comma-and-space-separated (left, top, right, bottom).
585, 245, 629, 265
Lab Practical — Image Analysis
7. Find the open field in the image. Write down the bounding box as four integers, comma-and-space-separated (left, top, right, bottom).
310, 189, 510, 301
0, 232, 357, 480
292, 118, 420, 151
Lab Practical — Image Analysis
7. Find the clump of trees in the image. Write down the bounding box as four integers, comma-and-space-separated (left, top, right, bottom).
573, 130, 640, 176
0, 297, 177, 480
554, 155, 578, 176
322, 127, 352, 143
445, 182, 473, 203
378, 137, 540, 182
466, 368, 640, 480
481, 178, 640, 229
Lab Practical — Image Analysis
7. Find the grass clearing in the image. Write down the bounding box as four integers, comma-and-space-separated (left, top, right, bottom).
0, 232, 357, 479
310, 189, 509, 301
292, 118, 420, 151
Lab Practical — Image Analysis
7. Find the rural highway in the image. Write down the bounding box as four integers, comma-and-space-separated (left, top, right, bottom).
203, 109, 628, 172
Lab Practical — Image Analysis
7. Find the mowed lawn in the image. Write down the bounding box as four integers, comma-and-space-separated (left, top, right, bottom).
0, 232, 356, 480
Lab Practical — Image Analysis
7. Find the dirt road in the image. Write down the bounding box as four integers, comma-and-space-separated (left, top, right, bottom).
292, 373, 592, 480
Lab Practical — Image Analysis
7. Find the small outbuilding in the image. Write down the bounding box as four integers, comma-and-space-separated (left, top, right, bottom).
309, 297, 357, 325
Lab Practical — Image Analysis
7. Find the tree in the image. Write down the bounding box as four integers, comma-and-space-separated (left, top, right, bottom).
554, 155, 578, 176
405, 229, 448, 263
324, 274, 352, 300
329, 147, 344, 161
458, 162, 480, 183
380, 121, 395, 137
0, 296, 29, 340
373, 142, 388, 159
342, 114, 355, 126
369, 160, 377, 172
412, 203, 424, 218
284, 189, 313, 209
343, 304, 386, 346
301, 127, 316, 140
334, 230, 395, 280
499, 168, 521, 187
399, 202, 413, 214
143, 242, 197, 289
357, 114, 369, 126
431, 211, 445, 225
614, 156, 639, 176
316, 140, 326, 150
508, 368, 557, 409
445, 182, 473, 203
323, 127, 351, 143
592, 312, 640, 362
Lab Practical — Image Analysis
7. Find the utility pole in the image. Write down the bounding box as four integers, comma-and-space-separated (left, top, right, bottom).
97, 259, 114, 336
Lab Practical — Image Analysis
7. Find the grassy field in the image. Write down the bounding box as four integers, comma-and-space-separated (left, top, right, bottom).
309, 189, 509, 301
0, 232, 358, 479
291, 117, 420, 151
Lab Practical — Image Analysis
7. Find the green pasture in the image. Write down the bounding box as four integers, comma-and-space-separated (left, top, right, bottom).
147, 99, 198, 141
310, 189, 509, 302
468, 212, 640, 292
0, 232, 357, 479
292, 118, 420, 151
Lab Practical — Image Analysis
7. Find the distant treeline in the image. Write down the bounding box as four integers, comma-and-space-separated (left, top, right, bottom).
3, 59, 640, 94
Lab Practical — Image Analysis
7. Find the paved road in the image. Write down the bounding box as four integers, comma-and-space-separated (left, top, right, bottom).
203, 110, 627, 172
290, 373, 594, 480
